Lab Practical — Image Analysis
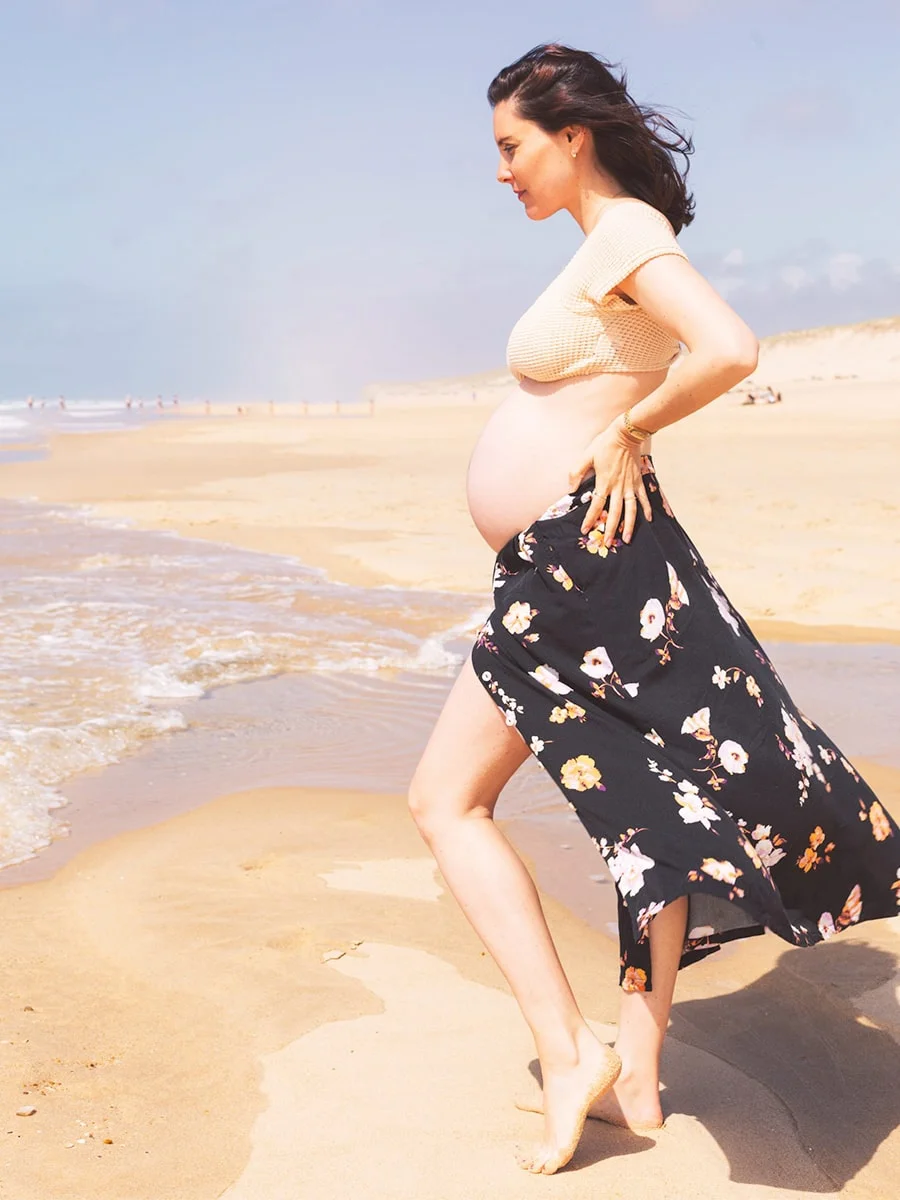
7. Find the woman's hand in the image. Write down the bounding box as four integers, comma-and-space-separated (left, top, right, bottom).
567, 418, 653, 547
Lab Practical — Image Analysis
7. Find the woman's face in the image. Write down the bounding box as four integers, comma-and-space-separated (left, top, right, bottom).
493, 98, 578, 220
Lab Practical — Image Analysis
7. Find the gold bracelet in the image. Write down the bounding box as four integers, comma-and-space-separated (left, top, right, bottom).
622, 408, 655, 442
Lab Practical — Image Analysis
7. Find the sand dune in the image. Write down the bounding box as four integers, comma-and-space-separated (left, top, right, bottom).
363, 314, 900, 408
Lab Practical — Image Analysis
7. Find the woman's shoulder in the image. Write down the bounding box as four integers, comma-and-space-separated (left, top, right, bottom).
599, 197, 677, 236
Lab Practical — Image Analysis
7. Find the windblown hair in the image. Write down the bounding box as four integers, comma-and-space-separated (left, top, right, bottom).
487, 43, 695, 233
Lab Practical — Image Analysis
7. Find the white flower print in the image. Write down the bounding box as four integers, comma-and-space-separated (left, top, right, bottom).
516, 531, 535, 561
667, 561, 689, 607
754, 835, 786, 868
644, 729, 665, 747
504, 709, 518, 727
637, 900, 666, 932
528, 664, 572, 694
782, 707, 814, 774
705, 578, 741, 634
580, 645, 613, 679
718, 739, 749, 775
674, 781, 721, 829
639, 598, 666, 641
681, 707, 712, 739
818, 911, 836, 940
623, 682, 640, 697
700, 857, 741, 885
501, 600, 537, 635
712, 665, 729, 689
537, 495, 574, 521
529, 735, 545, 754
609, 841, 656, 898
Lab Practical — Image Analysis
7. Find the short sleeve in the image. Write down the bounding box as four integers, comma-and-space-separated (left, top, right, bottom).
583, 201, 688, 306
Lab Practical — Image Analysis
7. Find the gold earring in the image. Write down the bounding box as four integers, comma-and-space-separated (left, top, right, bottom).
571, 149, 577, 158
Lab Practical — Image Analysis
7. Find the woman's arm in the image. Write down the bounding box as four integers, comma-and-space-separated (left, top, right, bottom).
617, 253, 759, 435
569, 254, 758, 546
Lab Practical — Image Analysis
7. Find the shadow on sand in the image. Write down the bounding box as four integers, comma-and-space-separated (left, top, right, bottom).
526, 939, 898, 1190
667, 939, 899, 1190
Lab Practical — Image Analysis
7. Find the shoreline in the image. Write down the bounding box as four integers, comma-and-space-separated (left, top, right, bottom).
2, 376, 899, 636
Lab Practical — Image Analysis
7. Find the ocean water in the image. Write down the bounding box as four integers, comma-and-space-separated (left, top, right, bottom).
0, 497, 486, 871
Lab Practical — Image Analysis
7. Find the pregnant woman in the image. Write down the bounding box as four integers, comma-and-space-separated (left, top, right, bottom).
408, 42, 900, 1176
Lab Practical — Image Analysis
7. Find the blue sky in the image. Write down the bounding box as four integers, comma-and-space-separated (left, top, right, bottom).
1, 0, 897, 402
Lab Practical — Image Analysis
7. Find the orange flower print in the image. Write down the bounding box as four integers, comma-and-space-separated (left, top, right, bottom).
868, 801, 893, 842
547, 564, 575, 590
837, 883, 862, 928
742, 837, 763, 871
580, 526, 613, 558
622, 966, 648, 993
549, 701, 587, 724
560, 754, 605, 792
797, 826, 835, 872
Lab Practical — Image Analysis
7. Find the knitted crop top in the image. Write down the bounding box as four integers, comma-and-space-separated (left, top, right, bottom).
505, 198, 688, 383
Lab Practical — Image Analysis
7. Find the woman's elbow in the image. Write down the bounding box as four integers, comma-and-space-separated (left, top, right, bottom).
732, 334, 760, 373
700, 334, 759, 380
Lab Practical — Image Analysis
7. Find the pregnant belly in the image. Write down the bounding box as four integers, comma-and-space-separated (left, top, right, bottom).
466, 373, 664, 553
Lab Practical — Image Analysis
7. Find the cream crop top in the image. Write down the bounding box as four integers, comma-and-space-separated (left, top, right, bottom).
505, 198, 688, 383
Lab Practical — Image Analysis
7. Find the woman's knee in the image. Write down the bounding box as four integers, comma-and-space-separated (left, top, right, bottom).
407, 770, 495, 842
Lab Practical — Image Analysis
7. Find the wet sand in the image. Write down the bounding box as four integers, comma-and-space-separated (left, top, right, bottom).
1, 375, 899, 1197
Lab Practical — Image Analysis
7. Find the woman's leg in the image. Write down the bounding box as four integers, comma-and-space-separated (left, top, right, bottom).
517, 894, 688, 1130
409, 656, 621, 1173
601, 895, 689, 1128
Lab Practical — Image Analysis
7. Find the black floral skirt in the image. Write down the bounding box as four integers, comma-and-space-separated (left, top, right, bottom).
470, 455, 900, 993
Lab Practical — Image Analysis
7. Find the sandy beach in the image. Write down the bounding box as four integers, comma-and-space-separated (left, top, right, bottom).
1, 324, 899, 1198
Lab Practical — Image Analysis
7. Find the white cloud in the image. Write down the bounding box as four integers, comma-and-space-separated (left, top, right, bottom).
708, 275, 746, 299
779, 266, 809, 291
723, 248, 744, 268
825, 252, 864, 291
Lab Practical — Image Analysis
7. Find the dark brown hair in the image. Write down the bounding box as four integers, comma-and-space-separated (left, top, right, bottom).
487, 42, 695, 233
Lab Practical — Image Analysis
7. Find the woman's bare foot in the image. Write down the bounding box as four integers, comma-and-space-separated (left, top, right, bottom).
514, 1032, 621, 1175
516, 1066, 665, 1132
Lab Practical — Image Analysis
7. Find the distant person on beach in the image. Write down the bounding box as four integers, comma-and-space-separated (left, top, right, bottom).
408, 42, 900, 1177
